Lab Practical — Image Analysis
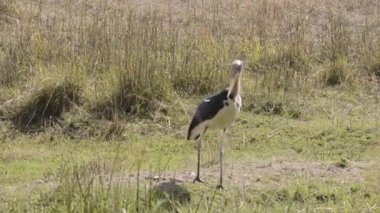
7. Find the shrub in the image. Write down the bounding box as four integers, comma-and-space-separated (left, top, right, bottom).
0, 2, 16, 24
10, 75, 82, 130
90, 67, 172, 119
320, 57, 354, 86
369, 61, 380, 77
112, 74, 171, 116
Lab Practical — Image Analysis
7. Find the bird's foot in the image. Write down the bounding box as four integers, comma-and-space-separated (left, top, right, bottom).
216, 184, 224, 190
193, 176, 203, 183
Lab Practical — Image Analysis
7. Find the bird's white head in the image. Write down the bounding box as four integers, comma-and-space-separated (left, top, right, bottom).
231, 60, 243, 76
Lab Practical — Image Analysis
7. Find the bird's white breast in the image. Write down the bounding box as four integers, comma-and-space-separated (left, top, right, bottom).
208, 95, 241, 130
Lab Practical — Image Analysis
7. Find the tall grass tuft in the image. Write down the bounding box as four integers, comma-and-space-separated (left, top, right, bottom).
368, 52, 380, 77
320, 57, 354, 87
7, 67, 83, 130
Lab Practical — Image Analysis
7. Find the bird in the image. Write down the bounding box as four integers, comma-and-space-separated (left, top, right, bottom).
187, 59, 243, 189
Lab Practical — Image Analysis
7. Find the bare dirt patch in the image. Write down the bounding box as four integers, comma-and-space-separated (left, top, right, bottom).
0, 159, 375, 207
112, 160, 374, 189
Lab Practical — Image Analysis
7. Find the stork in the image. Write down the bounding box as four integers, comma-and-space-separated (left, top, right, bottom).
187, 60, 243, 189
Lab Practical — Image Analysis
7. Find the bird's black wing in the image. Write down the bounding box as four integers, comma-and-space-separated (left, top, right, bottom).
196, 89, 228, 120
187, 89, 228, 140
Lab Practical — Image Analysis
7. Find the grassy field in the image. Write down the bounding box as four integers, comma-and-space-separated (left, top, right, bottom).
1, 89, 379, 212
1, 0, 380, 212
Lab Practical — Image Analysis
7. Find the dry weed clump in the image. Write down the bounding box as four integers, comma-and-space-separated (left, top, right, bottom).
89, 66, 173, 120
111, 79, 164, 116
320, 57, 356, 87
10, 77, 82, 130
0, 2, 17, 24
368, 54, 380, 77
370, 63, 380, 77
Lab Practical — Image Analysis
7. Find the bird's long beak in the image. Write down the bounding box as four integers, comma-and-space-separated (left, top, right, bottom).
228, 60, 243, 98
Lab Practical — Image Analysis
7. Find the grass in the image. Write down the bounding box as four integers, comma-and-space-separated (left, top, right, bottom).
1, 90, 379, 212
0, 0, 380, 212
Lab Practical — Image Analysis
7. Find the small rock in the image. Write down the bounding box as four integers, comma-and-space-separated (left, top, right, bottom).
35, 180, 44, 184
240, 120, 248, 125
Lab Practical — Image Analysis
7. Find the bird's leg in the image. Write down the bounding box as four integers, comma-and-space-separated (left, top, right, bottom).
193, 135, 203, 183
216, 129, 227, 190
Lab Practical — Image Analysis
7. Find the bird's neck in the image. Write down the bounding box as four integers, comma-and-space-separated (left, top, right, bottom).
228, 74, 241, 98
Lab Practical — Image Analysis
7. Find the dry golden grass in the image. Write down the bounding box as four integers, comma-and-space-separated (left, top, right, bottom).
0, 0, 379, 130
